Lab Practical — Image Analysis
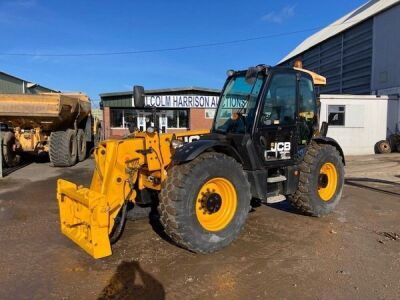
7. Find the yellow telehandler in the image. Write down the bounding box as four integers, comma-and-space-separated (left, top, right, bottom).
57, 64, 345, 258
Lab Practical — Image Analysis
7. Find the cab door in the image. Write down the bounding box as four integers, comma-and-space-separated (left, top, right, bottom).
254, 71, 298, 166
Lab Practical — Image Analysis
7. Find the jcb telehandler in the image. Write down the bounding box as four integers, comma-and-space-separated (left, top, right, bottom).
57, 64, 345, 258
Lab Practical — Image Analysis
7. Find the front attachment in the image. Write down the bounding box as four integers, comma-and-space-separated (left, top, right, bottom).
57, 179, 112, 259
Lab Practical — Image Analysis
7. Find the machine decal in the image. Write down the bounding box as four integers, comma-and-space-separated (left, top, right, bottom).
265, 142, 291, 160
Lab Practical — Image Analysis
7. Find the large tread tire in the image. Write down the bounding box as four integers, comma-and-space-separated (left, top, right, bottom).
77, 129, 87, 162
49, 130, 77, 167
159, 152, 251, 253
288, 141, 344, 217
1, 132, 21, 168
375, 140, 391, 154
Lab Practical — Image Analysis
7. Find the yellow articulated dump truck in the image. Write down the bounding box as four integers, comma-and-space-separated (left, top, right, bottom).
0, 92, 98, 167
57, 65, 345, 259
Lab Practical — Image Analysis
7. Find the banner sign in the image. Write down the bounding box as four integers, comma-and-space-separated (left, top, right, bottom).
221, 94, 248, 109
145, 95, 219, 108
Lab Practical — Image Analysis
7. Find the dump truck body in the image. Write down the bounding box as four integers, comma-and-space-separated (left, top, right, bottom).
0, 92, 94, 167
0, 93, 90, 132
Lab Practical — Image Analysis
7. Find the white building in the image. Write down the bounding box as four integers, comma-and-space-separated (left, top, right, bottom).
319, 94, 397, 155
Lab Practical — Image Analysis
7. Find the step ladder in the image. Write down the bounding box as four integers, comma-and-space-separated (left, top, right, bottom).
265, 175, 287, 204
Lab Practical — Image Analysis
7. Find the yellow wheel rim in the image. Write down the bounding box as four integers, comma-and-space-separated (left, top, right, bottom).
318, 162, 338, 201
195, 177, 237, 232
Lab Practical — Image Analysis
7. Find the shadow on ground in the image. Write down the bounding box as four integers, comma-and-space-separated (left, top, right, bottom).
98, 260, 165, 300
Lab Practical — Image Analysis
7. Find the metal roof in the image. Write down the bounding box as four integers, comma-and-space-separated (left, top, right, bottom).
280, 0, 400, 63
100, 86, 220, 98
0, 71, 57, 92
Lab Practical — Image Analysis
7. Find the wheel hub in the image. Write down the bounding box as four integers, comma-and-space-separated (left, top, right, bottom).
318, 173, 329, 188
200, 191, 222, 214
195, 177, 238, 232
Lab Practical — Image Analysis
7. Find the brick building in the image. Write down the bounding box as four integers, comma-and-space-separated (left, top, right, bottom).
100, 87, 220, 138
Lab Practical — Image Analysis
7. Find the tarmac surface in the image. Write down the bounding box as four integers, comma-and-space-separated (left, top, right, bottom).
0, 154, 399, 299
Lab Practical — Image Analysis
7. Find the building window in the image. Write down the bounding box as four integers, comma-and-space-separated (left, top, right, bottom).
205, 109, 216, 119
110, 109, 138, 128
178, 110, 188, 128
166, 109, 188, 128
110, 109, 124, 128
328, 105, 345, 126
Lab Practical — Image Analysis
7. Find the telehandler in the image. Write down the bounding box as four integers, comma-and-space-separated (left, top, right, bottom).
57, 64, 345, 258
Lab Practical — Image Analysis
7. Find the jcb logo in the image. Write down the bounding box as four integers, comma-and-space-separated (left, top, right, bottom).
183, 135, 200, 143
271, 142, 291, 152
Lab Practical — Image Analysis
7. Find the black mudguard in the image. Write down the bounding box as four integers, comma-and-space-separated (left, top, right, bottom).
312, 136, 345, 165
173, 139, 244, 164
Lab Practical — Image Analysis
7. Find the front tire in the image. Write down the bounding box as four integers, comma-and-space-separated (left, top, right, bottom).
159, 152, 251, 253
288, 142, 344, 217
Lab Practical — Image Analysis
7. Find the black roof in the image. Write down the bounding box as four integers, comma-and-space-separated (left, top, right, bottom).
100, 86, 220, 98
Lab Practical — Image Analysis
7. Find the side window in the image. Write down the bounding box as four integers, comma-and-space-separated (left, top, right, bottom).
328, 105, 345, 126
299, 76, 316, 120
261, 73, 296, 126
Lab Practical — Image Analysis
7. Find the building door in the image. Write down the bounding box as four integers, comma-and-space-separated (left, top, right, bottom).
159, 113, 167, 133
137, 111, 152, 131
137, 111, 168, 132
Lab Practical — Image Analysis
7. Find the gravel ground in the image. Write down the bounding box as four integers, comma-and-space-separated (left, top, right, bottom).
0, 154, 399, 299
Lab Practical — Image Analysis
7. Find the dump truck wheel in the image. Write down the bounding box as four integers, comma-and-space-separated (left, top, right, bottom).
49, 130, 77, 167
159, 152, 251, 253
77, 129, 87, 162
375, 140, 391, 154
288, 142, 344, 217
1, 132, 21, 167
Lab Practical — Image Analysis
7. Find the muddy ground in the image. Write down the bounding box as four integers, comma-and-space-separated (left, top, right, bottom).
0, 154, 399, 299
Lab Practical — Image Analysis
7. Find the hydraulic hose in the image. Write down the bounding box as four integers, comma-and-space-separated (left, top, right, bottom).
109, 200, 128, 245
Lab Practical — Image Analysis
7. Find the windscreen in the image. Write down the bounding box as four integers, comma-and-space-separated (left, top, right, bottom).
213, 74, 264, 133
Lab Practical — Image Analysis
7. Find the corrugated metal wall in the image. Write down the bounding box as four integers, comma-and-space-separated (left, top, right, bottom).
102, 95, 132, 107
0, 73, 23, 94
282, 19, 373, 95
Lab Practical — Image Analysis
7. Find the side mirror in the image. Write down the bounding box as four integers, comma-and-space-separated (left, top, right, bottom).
133, 85, 145, 108
320, 121, 329, 137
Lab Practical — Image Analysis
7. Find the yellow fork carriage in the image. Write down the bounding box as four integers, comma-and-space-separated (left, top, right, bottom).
57, 130, 208, 258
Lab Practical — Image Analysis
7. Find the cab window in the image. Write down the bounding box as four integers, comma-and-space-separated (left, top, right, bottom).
299, 76, 316, 120
261, 73, 296, 126
298, 75, 317, 144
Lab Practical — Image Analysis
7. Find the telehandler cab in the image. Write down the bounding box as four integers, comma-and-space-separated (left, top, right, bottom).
57, 64, 345, 258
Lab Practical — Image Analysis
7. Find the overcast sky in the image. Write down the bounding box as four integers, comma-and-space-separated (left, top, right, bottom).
0, 0, 366, 102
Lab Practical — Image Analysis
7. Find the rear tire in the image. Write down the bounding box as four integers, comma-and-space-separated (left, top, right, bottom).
375, 140, 391, 154
288, 142, 344, 217
49, 130, 77, 167
1, 132, 21, 167
77, 129, 87, 162
159, 152, 251, 253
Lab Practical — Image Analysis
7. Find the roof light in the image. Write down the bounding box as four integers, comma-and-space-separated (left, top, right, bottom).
294, 59, 303, 69
226, 70, 235, 77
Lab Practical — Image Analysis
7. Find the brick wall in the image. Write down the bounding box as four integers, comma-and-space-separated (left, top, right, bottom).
110, 128, 129, 139
103, 107, 111, 139
190, 108, 213, 130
